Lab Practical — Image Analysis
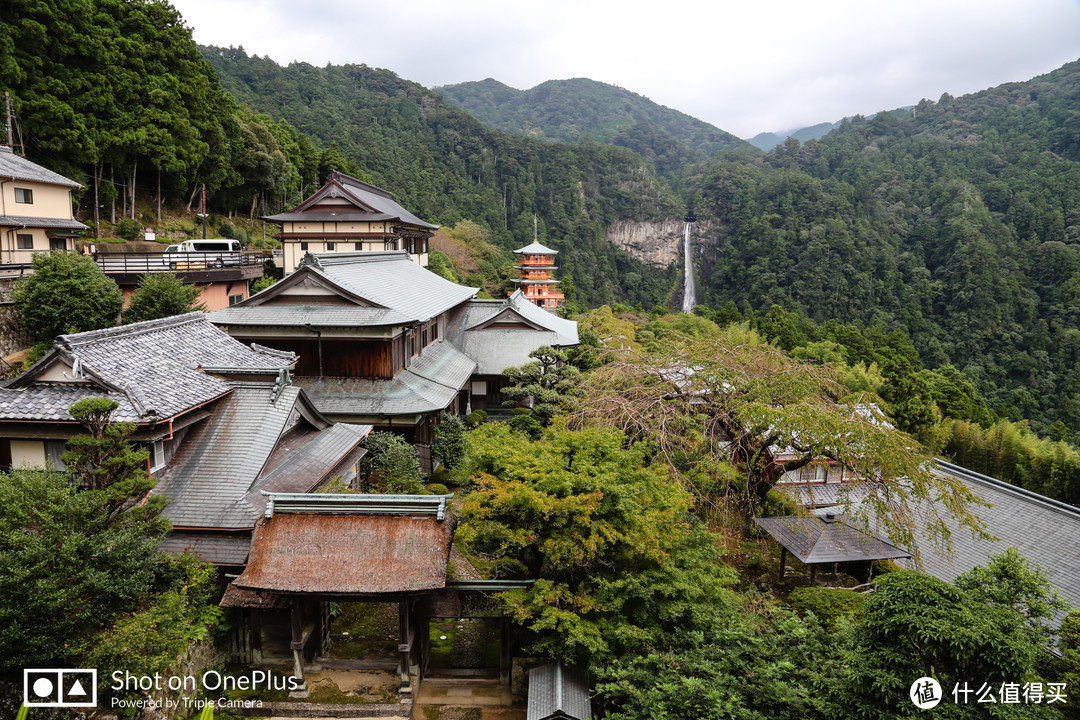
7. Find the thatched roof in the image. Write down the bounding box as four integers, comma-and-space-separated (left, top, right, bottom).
234, 509, 456, 595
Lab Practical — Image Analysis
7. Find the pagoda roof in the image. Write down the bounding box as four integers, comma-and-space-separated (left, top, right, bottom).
513, 242, 558, 255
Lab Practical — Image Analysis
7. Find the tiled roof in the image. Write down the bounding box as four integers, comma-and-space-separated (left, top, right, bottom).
153, 382, 370, 529
0, 313, 295, 423
915, 460, 1080, 614
306, 251, 477, 321
0, 147, 81, 187
208, 304, 411, 328
505, 290, 579, 345
459, 328, 565, 375
0, 215, 87, 230
295, 340, 475, 418
158, 531, 252, 566
266, 171, 437, 230
514, 241, 558, 255
776, 482, 884, 509
755, 516, 913, 564
527, 661, 592, 720
335, 173, 437, 230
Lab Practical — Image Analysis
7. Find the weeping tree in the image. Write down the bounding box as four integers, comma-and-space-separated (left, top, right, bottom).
569, 327, 987, 561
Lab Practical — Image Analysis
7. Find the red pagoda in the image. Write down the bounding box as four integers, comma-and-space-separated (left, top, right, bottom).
511, 241, 564, 309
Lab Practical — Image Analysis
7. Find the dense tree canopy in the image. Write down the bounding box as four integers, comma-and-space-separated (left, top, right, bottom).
12, 252, 123, 343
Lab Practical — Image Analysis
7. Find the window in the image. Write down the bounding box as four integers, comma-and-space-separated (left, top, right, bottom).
354, 242, 363, 251
14, 187, 33, 204
431, 321, 439, 340
326, 242, 336, 251
44, 440, 66, 471
300, 242, 309, 251
421, 327, 429, 348
229, 293, 244, 306
49, 238, 66, 252
149, 441, 166, 473
16, 234, 32, 250
384, 239, 397, 251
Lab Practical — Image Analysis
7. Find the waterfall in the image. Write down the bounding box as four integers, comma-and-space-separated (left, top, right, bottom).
681, 221, 696, 313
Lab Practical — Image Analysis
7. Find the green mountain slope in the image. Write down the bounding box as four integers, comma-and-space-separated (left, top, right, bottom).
200, 46, 680, 307
435, 77, 750, 179
693, 59, 1080, 434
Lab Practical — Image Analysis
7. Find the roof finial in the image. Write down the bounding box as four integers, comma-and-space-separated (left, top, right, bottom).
533, 214, 538, 244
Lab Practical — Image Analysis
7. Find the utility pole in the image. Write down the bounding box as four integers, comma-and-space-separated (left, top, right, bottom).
200, 183, 208, 239
4, 93, 13, 151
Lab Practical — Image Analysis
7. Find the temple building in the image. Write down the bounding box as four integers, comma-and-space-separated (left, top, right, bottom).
209, 251, 578, 471
511, 241, 564, 309
264, 171, 437, 274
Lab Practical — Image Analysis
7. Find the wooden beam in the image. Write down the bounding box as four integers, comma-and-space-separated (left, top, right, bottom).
778, 547, 787, 579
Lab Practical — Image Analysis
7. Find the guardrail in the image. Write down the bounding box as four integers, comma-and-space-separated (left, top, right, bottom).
94, 251, 267, 274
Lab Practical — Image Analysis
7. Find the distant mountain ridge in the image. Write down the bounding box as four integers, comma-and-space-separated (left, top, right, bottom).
748, 109, 914, 150
435, 77, 751, 178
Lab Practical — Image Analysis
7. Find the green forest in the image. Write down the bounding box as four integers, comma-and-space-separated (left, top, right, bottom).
8, 1, 1080, 716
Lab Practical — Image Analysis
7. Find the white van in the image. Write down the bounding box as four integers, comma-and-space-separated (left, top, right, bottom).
163, 239, 244, 269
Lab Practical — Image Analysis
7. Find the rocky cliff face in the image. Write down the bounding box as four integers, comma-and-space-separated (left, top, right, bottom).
605, 220, 685, 268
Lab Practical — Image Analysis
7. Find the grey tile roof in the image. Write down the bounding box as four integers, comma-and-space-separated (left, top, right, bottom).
527, 662, 592, 720
459, 328, 565, 375
248, 423, 370, 515
0, 215, 87, 230
505, 290, 579, 345
306, 251, 478, 321
295, 340, 476, 417
266, 172, 437, 230
514, 242, 559, 255
154, 384, 303, 529
158, 531, 251, 565
208, 304, 411, 328
335, 173, 437, 230
0, 147, 81, 187
777, 482, 883, 509
914, 460, 1080, 614
755, 516, 912, 564
153, 383, 370, 530
0, 313, 296, 423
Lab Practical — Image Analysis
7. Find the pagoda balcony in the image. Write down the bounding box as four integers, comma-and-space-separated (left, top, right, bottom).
518, 255, 556, 266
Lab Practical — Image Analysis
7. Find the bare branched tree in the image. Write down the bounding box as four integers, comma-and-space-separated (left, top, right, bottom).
569, 332, 988, 563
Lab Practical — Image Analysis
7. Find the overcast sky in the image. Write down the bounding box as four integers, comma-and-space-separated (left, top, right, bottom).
169, 0, 1080, 139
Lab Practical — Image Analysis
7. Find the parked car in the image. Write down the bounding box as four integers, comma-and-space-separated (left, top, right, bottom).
163, 239, 244, 269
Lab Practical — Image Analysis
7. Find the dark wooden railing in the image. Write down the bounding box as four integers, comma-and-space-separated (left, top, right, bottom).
94, 251, 266, 274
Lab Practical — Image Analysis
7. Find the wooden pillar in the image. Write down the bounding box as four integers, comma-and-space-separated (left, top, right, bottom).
778, 547, 787, 579
398, 600, 412, 694
499, 617, 512, 686
809, 564, 817, 586
289, 601, 305, 683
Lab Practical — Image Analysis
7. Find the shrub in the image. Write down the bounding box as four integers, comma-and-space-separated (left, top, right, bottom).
427, 483, 449, 495
432, 414, 466, 470
508, 413, 543, 440
464, 409, 487, 428
12, 252, 123, 342
357, 432, 423, 493
114, 217, 142, 242
788, 587, 867, 628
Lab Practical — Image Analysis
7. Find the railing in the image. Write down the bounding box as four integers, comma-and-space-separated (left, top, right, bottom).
94, 251, 267, 274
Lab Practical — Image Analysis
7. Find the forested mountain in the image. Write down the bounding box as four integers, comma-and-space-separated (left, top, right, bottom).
8, 0, 1080, 440
435, 77, 749, 179
199, 47, 680, 307
0, 0, 326, 226
691, 61, 1080, 435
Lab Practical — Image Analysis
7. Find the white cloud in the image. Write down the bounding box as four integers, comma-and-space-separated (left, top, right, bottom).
173, 0, 1080, 138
